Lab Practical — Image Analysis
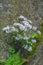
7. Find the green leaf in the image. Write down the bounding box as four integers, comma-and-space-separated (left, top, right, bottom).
9, 47, 15, 53
5, 52, 25, 65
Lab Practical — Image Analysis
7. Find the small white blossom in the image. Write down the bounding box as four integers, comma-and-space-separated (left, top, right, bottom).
23, 21, 29, 26
15, 37, 19, 40
2, 26, 10, 31
24, 17, 27, 21
10, 26, 18, 32
23, 21, 32, 29
23, 36, 29, 40
5, 30, 11, 33
3, 26, 18, 33
19, 25, 26, 31
31, 39, 36, 43
28, 46, 32, 52
28, 20, 32, 24
28, 24, 32, 29
19, 15, 24, 19
13, 23, 22, 26
2, 26, 10, 33
37, 30, 41, 35
32, 26, 37, 31
19, 15, 27, 21
13, 22, 26, 31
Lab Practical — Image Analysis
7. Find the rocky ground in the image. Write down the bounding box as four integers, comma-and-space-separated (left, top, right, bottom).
29, 42, 43, 65
0, 0, 43, 65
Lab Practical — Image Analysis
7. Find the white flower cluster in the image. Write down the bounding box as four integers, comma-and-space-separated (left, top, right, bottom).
15, 34, 29, 41
13, 23, 26, 31
19, 15, 41, 34
28, 46, 32, 52
3, 15, 41, 35
19, 15, 32, 29
22, 21, 32, 29
2, 26, 18, 33
31, 39, 36, 43
19, 15, 27, 21
24, 45, 32, 52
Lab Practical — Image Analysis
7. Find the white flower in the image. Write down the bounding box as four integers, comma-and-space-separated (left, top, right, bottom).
23, 21, 29, 26
23, 21, 32, 29
19, 25, 26, 31
37, 30, 41, 35
19, 15, 33, 24
32, 26, 37, 31
28, 46, 32, 52
28, 24, 32, 29
3, 26, 19, 33
23, 36, 29, 40
24, 17, 27, 21
19, 15, 24, 19
5, 30, 11, 33
31, 39, 36, 43
13, 22, 27, 31
15, 37, 19, 40
10, 26, 18, 32
13, 23, 22, 26
2, 26, 10, 31
2, 26, 11, 33
18, 15, 27, 21
28, 20, 32, 24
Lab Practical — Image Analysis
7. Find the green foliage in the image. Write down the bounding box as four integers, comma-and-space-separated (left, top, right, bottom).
9, 47, 15, 54
29, 33, 38, 39
41, 22, 43, 40
41, 22, 43, 33
5, 52, 25, 65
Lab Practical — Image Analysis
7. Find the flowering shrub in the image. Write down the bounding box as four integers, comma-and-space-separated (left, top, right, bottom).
2, 15, 41, 56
